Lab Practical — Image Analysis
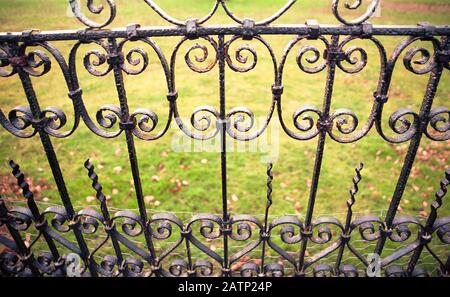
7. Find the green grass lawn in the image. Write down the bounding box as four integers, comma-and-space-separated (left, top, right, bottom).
0, 0, 449, 275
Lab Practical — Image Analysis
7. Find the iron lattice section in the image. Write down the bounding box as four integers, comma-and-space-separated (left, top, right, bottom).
0, 161, 449, 277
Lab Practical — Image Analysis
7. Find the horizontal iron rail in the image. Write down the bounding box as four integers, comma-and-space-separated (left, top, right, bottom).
1, 24, 450, 42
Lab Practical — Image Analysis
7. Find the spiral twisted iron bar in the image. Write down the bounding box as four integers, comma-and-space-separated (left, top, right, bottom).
0, 1, 449, 277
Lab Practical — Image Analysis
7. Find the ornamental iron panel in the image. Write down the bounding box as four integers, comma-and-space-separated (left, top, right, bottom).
0, 0, 449, 277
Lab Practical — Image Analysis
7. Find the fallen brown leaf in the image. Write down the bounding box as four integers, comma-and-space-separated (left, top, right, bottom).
169, 179, 183, 194
113, 166, 123, 174
144, 195, 155, 204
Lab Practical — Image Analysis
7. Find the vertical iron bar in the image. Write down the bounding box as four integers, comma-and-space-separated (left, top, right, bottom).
106, 37, 159, 276
218, 34, 230, 277
15, 56, 96, 276
297, 35, 340, 275
185, 239, 194, 277
374, 46, 446, 257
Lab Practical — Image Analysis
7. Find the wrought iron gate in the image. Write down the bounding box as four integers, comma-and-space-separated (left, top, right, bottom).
0, 0, 449, 277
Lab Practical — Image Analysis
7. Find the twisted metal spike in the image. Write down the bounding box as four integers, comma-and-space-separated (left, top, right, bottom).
260, 163, 274, 276
335, 162, 364, 275
433, 168, 450, 208
347, 162, 364, 210
84, 159, 111, 224
263, 163, 273, 230
8, 160, 66, 275
84, 159, 130, 276
344, 162, 364, 233
9, 160, 34, 201
9, 160, 41, 218
84, 159, 106, 204
266, 163, 273, 209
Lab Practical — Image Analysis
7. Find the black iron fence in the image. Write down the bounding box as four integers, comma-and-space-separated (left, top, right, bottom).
0, 0, 449, 277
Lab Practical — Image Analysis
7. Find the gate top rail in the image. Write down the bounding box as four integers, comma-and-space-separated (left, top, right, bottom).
1, 24, 450, 43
